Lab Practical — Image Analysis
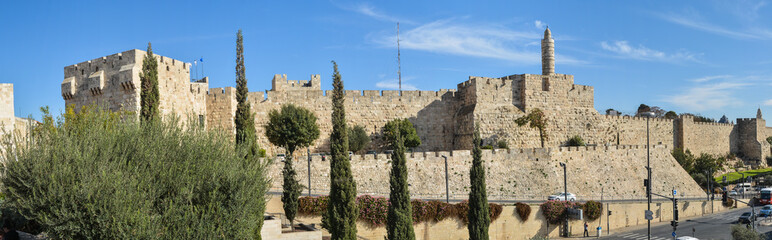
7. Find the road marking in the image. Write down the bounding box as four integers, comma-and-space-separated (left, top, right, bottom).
615, 232, 670, 240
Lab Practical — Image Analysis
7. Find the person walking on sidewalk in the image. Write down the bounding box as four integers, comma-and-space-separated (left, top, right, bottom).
583, 222, 589, 237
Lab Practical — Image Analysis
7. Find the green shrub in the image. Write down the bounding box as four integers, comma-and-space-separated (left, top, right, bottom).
481, 145, 494, 150
731, 224, 763, 240
497, 140, 509, 149
515, 202, 532, 221
566, 135, 586, 147
540, 200, 580, 225
2, 106, 271, 239
582, 201, 603, 221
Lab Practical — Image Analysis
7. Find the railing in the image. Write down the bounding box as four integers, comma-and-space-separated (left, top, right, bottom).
268, 188, 713, 204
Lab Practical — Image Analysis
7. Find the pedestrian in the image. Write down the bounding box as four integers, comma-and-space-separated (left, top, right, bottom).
2, 220, 19, 240
584, 221, 589, 237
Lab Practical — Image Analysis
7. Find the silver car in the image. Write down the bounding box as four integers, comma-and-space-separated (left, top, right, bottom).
548, 192, 576, 201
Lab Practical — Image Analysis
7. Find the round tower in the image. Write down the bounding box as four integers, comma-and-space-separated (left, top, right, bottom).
541, 27, 555, 75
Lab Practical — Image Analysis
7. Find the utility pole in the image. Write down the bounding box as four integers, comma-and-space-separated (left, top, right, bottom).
646, 113, 652, 240
560, 162, 568, 237
396, 22, 402, 93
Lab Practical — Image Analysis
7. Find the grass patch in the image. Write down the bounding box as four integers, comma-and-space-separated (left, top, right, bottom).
715, 168, 772, 184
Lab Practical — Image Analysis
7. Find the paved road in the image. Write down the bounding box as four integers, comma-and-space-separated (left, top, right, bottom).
597, 207, 772, 240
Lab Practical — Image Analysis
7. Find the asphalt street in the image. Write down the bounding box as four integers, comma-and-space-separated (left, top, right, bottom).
596, 207, 772, 240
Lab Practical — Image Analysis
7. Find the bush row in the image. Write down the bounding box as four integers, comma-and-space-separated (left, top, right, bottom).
298, 196, 503, 226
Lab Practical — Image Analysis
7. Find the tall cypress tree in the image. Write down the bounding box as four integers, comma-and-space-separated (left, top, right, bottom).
468, 127, 490, 240
139, 42, 159, 122
234, 29, 256, 145
386, 127, 415, 240
322, 61, 358, 239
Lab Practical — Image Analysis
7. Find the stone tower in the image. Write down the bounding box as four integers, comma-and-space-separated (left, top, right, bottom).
541, 27, 555, 75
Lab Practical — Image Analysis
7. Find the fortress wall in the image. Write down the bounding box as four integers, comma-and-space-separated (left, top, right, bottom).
206, 87, 237, 135
676, 116, 735, 156
154, 51, 206, 125
0, 84, 14, 133
737, 118, 764, 161
520, 74, 593, 111
63, 49, 206, 126
270, 145, 704, 200
62, 50, 142, 112
252, 87, 457, 154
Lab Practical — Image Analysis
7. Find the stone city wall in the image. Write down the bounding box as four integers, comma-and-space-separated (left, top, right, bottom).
676, 115, 735, 156
268, 144, 704, 201
265, 196, 735, 240
245, 78, 457, 154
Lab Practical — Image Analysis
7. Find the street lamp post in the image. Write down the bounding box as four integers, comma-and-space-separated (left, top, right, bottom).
641, 111, 656, 240
559, 162, 568, 237
307, 148, 312, 197
442, 155, 450, 203
741, 172, 746, 199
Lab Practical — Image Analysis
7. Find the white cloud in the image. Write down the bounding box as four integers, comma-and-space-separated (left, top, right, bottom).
375, 78, 417, 90
664, 82, 749, 111
534, 20, 546, 29
350, 3, 413, 24
655, 10, 772, 40
765, 99, 772, 106
691, 75, 733, 83
600, 41, 700, 63
371, 19, 585, 65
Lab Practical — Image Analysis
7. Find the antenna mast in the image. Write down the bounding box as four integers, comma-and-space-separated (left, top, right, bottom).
397, 22, 402, 93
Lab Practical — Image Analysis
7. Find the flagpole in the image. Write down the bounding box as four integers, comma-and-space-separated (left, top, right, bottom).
201, 56, 204, 78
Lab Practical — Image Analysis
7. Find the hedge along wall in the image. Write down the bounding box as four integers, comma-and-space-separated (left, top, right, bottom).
297, 195, 503, 227
266, 196, 735, 239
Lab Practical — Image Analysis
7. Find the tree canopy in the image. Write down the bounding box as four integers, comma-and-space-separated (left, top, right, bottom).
348, 125, 371, 153
384, 118, 421, 149
264, 104, 320, 154
515, 108, 548, 148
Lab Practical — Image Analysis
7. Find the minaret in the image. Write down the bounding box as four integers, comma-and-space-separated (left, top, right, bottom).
541, 27, 555, 75
757, 108, 763, 119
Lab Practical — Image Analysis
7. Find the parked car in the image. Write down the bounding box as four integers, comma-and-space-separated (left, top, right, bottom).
738, 212, 756, 224
548, 192, 576, 201
761, 205, 772, 217
276, 153, 286, 161
729, 190, 739, 196
366, 150, 377, 155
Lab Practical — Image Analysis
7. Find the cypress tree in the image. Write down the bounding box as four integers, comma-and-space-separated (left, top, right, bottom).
322, 61, 358, 239
468, 127, 490, 240
234, 29, 256, 145
386, 127, 415, 240
139, 42, 159, 122
281, 151, 302, 229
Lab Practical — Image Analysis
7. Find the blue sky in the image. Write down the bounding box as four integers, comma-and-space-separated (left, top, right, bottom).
1, 1, 771, 123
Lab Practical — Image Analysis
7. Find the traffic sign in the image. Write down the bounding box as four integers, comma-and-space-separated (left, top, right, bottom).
645, 210, 654, 220
673, 189, 677, 195
672, 232, 676, 237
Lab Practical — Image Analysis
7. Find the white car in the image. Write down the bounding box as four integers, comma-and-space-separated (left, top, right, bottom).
548, 192, 577, 201
676, 237, 699, 240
